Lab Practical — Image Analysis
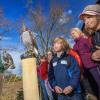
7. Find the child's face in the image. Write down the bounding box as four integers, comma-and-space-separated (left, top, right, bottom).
40, 58, 46, 63
47, 52, 53, 62
83, 15, 98, 30
53, 42, 63, 52
71, 30, 80, 39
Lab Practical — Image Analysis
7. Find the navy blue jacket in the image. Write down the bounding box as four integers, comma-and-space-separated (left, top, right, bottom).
48, 52, 81, 93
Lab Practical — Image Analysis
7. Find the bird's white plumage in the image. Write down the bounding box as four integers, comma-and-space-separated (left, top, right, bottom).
21, 30, 38, 55
22, 31, 32, 45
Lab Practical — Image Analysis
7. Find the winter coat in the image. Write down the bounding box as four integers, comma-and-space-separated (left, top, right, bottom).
48, 52, 81, 93
73, 36, 97, 69
40, 61, 48, 80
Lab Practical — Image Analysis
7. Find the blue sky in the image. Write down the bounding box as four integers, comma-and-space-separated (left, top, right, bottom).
0, 0, 96, 49
0, 0, 96, 48
0, 0, 96, 21
0, 0, 96, 75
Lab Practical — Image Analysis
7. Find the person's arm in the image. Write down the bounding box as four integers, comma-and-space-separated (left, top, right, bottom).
73, 44, 79, 53
96, 45, 100, 50
91, 31, 100, 51
68, 56, 81, 89
63, 56, 80, 95
68, 49, 83, 75
48, 60, 57, 89
41, 61, 48, 79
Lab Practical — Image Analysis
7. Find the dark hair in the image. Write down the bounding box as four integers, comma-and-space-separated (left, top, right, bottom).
47, 50, 54, 56
96, 0, 100, 5
81, 23, 85, 32
40, 55, 47, 60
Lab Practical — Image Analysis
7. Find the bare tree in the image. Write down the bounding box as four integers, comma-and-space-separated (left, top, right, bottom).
26, 1, 71, 54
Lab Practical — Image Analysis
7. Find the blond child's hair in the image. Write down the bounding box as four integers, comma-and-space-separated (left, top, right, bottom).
70, 28, 84, 36
53, 37, 70, 51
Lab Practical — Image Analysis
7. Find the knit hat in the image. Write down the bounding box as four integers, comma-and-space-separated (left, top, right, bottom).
79, 4, 100, 20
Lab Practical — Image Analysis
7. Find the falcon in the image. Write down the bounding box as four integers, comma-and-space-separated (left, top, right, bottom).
21, 25, 38, 56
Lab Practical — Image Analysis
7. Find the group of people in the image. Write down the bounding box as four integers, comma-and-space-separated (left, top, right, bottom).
37, 4, 100, 100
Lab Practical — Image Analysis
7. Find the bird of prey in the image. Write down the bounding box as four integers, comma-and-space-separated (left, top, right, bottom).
21, 24, 38, 56
1, 50, 15, 70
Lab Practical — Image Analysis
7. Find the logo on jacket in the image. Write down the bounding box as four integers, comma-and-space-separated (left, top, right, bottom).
61, 60, 68, 65
53, 62, 57, 67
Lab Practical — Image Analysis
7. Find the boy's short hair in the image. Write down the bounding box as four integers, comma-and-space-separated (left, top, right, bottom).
53, 37, 70, 51
79, 4, 100, 20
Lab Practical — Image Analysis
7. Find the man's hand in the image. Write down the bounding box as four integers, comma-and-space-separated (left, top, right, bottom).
54, 86, 63, 94
92, 50, 100, 61
96, 46, 100, 50
63, 86, 73, 95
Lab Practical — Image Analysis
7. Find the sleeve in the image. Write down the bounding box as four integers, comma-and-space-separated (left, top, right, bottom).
79, 40, 97, 68
73, 44, 79, 53
80, 39, 91, 52
69, 49, 83, 74
68, 56, 81, 89
93, 31, 100, 47
41, 62, 48, 79
74, 39, 90, 53
91, 32, 100, 52
48, 60, 57, 89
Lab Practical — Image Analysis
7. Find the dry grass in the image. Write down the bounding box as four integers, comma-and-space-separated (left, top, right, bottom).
0, 81, 23, 100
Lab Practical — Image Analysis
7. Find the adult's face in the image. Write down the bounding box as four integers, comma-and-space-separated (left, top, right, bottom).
83, 15, 98, 30
71, 30, 80, 40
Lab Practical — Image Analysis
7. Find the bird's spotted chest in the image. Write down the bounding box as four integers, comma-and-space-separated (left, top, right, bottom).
22, 31, 32, 43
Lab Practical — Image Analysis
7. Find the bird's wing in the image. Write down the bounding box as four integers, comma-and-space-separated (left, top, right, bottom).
6, 53, 14, 64
29, 31, 38, 49
34, 47, 38, 55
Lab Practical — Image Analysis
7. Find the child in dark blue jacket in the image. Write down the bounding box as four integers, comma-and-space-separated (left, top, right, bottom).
48, 37, 83, 100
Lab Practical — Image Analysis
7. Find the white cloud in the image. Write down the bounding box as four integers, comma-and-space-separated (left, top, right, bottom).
59, 12, 70, 25
1, 36, 12, 41
3, 37, 12, 40
67, 9, 72, 14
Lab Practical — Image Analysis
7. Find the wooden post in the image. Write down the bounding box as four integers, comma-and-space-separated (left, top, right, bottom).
21, 57, 39, 100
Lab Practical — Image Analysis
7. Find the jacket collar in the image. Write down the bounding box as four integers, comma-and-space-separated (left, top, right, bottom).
55, 51, 67, 60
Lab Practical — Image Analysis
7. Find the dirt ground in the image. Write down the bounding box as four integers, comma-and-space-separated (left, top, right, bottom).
0, 81, 23, 100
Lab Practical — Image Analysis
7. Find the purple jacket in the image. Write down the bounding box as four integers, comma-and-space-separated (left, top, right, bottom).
73, 36, 97, 69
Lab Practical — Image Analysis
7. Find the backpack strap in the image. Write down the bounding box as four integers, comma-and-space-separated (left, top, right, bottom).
67, 49, 84, 74
66, 49, 84, 79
